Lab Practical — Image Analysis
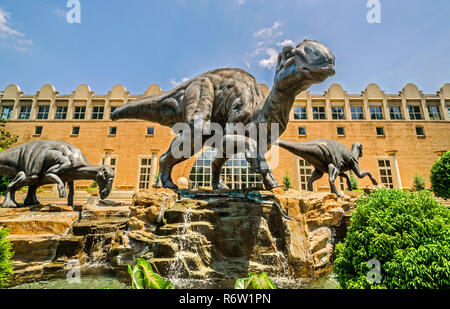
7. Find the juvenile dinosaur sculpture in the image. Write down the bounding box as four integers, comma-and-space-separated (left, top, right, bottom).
0, 140, 115, 208
276, 139, 379, 197
112, 40, 335, 190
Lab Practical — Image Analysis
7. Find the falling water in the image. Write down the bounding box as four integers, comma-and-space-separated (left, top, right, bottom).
166, 207, 193, 279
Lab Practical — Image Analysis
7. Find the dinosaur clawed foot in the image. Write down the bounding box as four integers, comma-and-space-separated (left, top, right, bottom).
1, 198, 19, 208
212, 180, 229, 190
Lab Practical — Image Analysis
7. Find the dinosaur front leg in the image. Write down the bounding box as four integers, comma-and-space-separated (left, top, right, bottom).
308, 169, 324, 192
328, 164, 343, 197
24, 185, 40, 206
211, 154, 230, 190
1, 171, 27, 208
43, 173, 66, 198
352, 164, 379, 186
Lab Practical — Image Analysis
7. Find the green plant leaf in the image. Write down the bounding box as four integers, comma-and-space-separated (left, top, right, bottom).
234, 277, 253, 289
136, 258, 169, 289
249, 272, 277, 289
128, 264, 145, 289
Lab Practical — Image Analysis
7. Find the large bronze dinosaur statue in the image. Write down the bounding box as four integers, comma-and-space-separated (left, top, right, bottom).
111, 40, 335, 190
276, 139, 379, 197
0, 140, 115, 208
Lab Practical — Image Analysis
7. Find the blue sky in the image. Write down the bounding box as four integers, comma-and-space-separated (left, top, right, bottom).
0, 0, 449, 95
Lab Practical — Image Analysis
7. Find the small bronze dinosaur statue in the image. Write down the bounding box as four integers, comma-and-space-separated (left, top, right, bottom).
112, 40, 335, 191
0, 140, 115, 208
276, 139, 379, 197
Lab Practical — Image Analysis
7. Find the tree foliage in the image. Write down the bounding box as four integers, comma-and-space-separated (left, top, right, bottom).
413, 172, 426, 191
430, 151, 450, 199
282, 171, 292, 191
349, 171, 359, 190
0, 119, 18, 149
334, 189, 450, 289
0, 148, 11, 196
0, 228, 14, 288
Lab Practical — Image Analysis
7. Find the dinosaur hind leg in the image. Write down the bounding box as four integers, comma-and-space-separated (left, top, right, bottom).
328, 164, 343, 197
307, 169, 324, 192
1, 171, 27, 208
156, 131, 200, 190
24, 185, 40, 206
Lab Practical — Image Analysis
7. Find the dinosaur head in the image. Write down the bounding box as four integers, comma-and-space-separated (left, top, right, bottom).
96, 166, 115, 200
274, 40, 335, 94
352, 143, 363, 158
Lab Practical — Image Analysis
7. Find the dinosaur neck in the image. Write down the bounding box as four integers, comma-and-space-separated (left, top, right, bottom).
71, 165, 101, 180
256, 87, 296, 135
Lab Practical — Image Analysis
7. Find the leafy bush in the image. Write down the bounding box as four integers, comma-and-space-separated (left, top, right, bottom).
128, 258, 174, 289
413, 172, 426, 191
0, 148, 11, 196
349, 172, 359, 190
234, 272, 277, 289
0, 119, 18, 149
0, 228, 14, 288
430, 151, 450, 199
334, 189, 450, 289
282, 171, 292, 191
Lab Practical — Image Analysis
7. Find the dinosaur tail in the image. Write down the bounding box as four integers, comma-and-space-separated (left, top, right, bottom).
111, 92, 182, 127
275, 140, 317, 158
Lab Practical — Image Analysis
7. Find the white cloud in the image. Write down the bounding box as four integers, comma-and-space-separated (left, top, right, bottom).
277, 39, 295, 47
253, 21, 282, 38
170, 77, 190, 87
259, 48, 278, 69
0, 6, 33, 51
234, 0, 246, 7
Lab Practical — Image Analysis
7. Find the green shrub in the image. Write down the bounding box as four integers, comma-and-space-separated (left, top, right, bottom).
282, 171, 292, 191
334, 189, 450, 289
0, 148, 11, 196
0, 228, 14, 288
349, 172, 359, 190
430, 151, 450, 199
413, 172, 426, 191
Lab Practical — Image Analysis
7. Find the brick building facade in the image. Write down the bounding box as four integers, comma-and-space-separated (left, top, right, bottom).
1, 82, 449, 200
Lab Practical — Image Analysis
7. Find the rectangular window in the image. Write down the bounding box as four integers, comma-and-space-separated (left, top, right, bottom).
416, 126, 425, 137
55, 106, 68, 119
19, 106, 31, 119
293, 106, 307, 120
331, 106, 345, 120
147, 127, 155, 135
91, 106, 104, 120
376, 127, 385, 136
298, 159, 313, 191
101, 157, 118, 172
337, 127, 345, 136
72, 126, 80, 136
312, 106, 326, 120
1, 106, 13, 119
370, 106, 383, 120
109, 126, 117, 135
37, 106, 50, 119
351, 106, 364, 120
73, 107, 86, 120
34, 126, 43, 136
447, 106, 450, 119
298, 127, 306, 136
389, 106, 403, 120
408, 106, 422, 120
427, 106, 442, 120
138, 158, 153, 190
378, 159, 394, 189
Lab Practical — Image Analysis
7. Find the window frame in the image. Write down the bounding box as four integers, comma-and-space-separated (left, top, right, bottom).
34, 126, 43, 136
312, 106, 326, 120
408, 105, 423, 120
91, 106, 105, 120
350, 106, 364, 120
19, 106, 31, 120
1, 106, 13, 119
37, 106, 50, 120
369, 106, 384, 120
331, 106, 345, 120
337, 126, 346, 136
73, 106, 86, 120
376, 127, 385, 137
71, 126, 80, 136
55, 106, 68, 120
109, 126, 117, 136
427, 106, 442, 120
298, 127, 307, 136
389, 106, 403, 120
146, 127, 155, 136
293, 106, 307, 120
